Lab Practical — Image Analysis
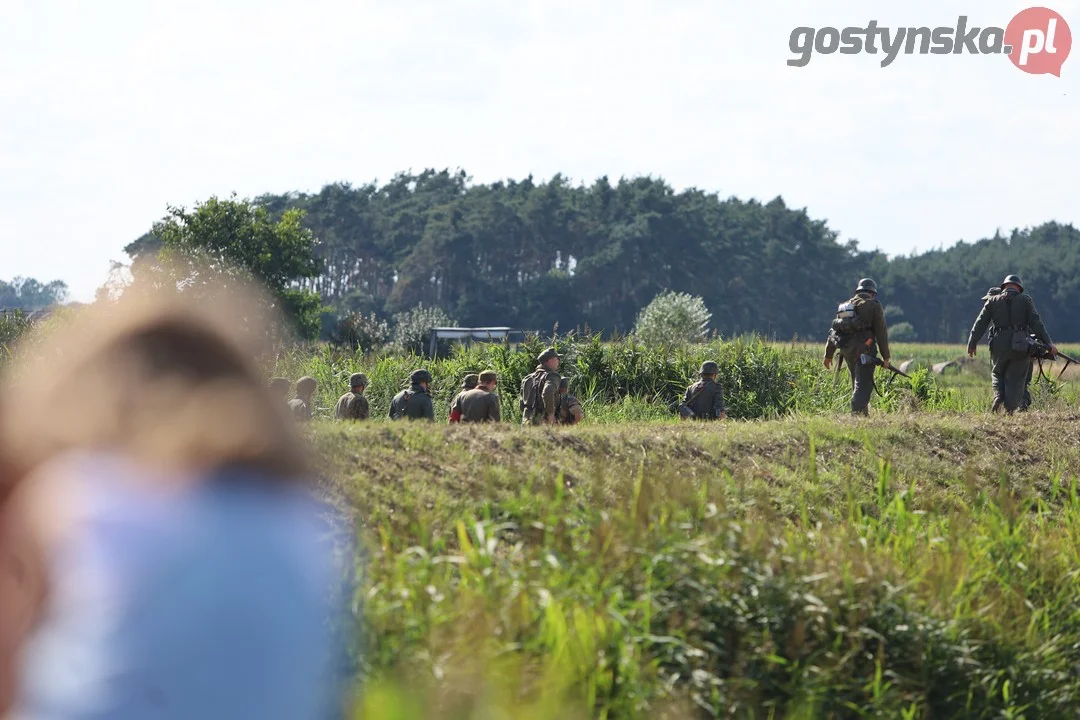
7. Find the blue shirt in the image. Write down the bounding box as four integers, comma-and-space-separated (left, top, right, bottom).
15, 455, 354, 720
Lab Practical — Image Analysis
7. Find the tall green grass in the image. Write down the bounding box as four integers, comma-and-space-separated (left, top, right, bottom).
273, 335, 1071, 423
329, 418, 1080, 718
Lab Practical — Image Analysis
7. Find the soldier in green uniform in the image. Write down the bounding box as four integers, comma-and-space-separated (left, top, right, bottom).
979, 286, 1034, 412
269, 377, 290, 403
679, 361, 727, 421
823, 278, 891, 415
333, 372, 370, 420
388, 369, 435, 421
520, 348, 561, 426
288, 376, 317, 422
458, 370, 501, 423
556, 378, 583, 425
967, 274, 1056, 414
448, 373, 479, 423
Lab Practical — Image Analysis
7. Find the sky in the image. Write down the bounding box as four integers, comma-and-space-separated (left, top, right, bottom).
2, 0, 1078, 302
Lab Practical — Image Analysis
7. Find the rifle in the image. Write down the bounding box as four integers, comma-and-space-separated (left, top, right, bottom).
859, 353, 911, 379
1026, 336, 1078, 381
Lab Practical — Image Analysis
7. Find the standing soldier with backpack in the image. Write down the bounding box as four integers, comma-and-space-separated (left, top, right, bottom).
823, 278, 891, 416
678, 361, 727, 421
389, 369, 435, 421
520, 347, 561, 425
978, 285, 1035, 412
967, 274, 1056, 415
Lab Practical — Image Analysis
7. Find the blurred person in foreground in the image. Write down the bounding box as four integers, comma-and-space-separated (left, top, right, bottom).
0, 283, 355, 719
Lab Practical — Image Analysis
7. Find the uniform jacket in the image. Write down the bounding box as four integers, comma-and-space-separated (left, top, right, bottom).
683, 378, 725, 420
556, 394, 582, 424
968, 289, 1051, 357
458, 387, 501, 423
388, 385, 435, 421
522, 365, 561, 423
333, 392, 369, 420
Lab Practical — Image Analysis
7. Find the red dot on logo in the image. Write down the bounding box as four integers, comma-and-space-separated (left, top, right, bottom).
1004, 7, 1072, 76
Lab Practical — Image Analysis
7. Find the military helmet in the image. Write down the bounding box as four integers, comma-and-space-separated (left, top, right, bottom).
296, 376, 317, 393
537, 347, 560, 364
461, 373, 479, 389
699, 360, 719, 376
558, 377, 569, 390
348, 372, 368, 388
268, 376, 289, 393
478, 370, 498, 384
1002, 274, 1024, 290
410, 369, 432, 385
855, 278, 878, 294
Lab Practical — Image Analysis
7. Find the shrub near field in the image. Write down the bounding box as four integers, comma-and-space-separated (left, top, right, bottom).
319, 414, 1080, 718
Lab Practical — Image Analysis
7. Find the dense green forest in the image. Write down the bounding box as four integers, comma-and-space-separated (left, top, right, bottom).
123, 170, 1079, 342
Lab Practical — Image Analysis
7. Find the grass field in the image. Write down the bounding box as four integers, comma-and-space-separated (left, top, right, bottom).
321, 412, 1080, 718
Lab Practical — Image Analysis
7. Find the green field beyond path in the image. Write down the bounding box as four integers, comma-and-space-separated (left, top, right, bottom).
318, 412, 1080, 719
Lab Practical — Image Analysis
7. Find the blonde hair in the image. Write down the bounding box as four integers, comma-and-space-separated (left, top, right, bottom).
0, 283, 309, 483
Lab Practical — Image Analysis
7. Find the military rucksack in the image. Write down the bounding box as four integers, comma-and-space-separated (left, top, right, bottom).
830, 296, 870, 347
520, 369, 547, 415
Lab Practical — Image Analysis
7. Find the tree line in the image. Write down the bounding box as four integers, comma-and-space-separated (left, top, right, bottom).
120, 170, 1080, 343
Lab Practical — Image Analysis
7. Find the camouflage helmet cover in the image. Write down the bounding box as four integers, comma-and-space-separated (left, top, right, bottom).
348, 372, 368, 388
699, 360, 719, 375
461, 373, 479, 389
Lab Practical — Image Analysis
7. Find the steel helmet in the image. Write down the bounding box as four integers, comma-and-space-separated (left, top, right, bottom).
855, 278, 877, 294
1002, 274, 1024, 290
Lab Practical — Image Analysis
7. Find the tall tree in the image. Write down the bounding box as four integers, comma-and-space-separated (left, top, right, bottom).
129, 195, 324, 339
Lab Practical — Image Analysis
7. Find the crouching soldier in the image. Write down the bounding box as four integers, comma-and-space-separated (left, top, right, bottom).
556, 378, 583, 425
679, 361, 727, 421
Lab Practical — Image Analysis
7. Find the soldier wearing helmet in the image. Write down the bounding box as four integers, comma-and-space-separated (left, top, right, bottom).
679, 361, 727, 421
333, 372, 370, 421
288, 376, 318, 422
823, 278, 891, 415
967, 274, 1056, 414
388, 369, 435, 421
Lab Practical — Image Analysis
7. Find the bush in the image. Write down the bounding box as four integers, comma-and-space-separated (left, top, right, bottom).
391, 303, 455, 356
634, 292, 711, 347
333, 311, 391, 353
890, 321, 918, 342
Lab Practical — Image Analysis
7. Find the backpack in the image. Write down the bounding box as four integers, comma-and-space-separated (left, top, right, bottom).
520, 369, 547, 415
390, 389, 414, 419
829, 296, 870, 348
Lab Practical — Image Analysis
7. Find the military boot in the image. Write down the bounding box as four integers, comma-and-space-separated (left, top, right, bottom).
991, 397, 1004, 413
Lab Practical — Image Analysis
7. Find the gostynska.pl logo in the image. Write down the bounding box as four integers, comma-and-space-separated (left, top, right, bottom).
787, 6, 1071, 76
